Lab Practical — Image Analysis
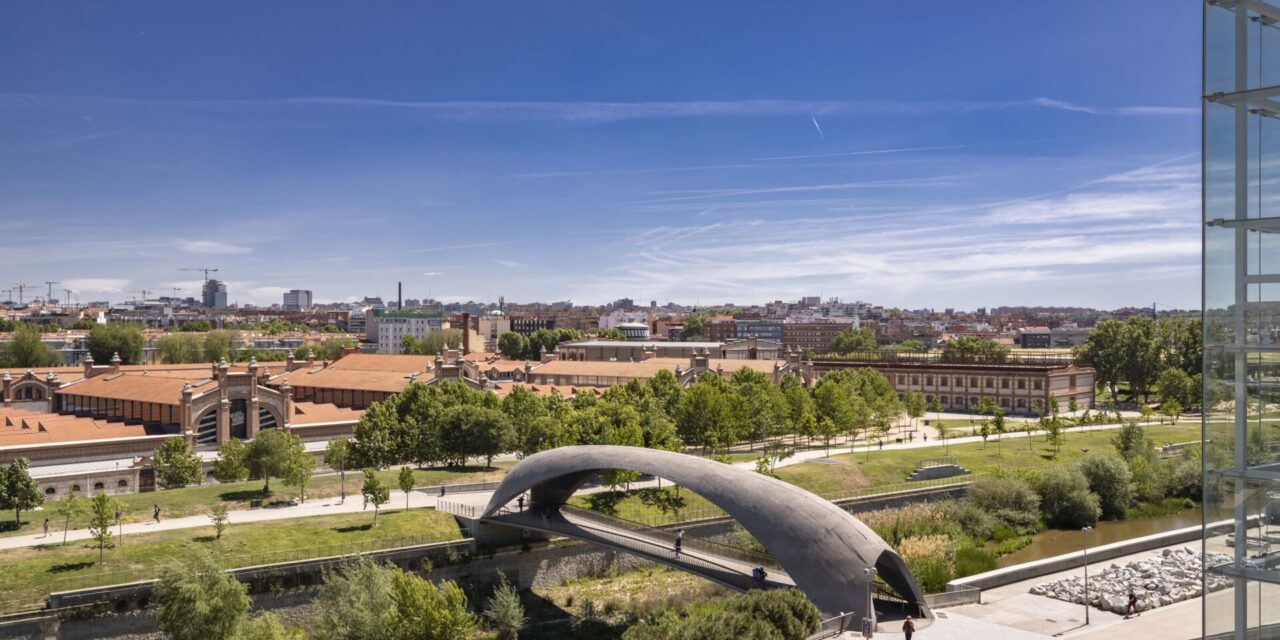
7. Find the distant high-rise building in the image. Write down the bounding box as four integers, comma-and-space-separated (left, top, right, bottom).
202, 279, 228, 309
282, 289, 313, 311
801, 296, 821, 307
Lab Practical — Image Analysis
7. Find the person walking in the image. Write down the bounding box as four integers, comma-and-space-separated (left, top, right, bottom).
517, 495, 525, 512
902, 615, 915, 640
674, 529, 684, 556
42, 518, 49, 538
153, 505, 161, 524
1126, 591, 1138, 617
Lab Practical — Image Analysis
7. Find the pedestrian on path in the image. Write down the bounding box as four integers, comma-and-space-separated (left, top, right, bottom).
674, 528, 684, 556
1126, 591, 1138, 617
153, 505, 161, 524
902, 615, 914, 640
42, 518, 49, 538
517, 495, 525, 512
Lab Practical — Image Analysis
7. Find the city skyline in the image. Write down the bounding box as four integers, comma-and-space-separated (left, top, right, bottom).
1, 2, 1198, 308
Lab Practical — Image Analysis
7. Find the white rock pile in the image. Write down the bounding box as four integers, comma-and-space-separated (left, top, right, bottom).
1029, 547, 1233, 614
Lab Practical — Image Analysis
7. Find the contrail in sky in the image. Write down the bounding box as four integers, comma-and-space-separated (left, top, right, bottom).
810, 116, 825, 139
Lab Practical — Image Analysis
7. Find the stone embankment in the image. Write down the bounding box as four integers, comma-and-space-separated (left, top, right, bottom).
1029, 547, 1232, 614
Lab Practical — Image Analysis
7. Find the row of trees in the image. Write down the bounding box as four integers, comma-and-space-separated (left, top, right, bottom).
400, 329, 462, 355
1075, 316, 1200, 403
154, 332, 354, 365
211, 430, 315, 499
497, 328, 585, 360
350, 364, 904, 478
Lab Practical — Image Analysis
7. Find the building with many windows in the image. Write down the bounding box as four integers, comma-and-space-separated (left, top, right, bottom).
201, 279, 228, 309
375, 310, 444, 354
282, 289, 313, 311
1202, 2, 1280, 636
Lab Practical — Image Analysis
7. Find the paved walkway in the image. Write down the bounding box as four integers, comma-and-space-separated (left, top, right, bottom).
6, 417, 1155, 553
2, 488, 440, 551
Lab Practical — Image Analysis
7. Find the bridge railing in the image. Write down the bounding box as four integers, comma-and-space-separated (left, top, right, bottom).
490, 507, 782, 587
558, 504, 784, 572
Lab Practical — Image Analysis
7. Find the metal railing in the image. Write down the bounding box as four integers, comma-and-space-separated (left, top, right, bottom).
558, 504, 783, 572
416, 480, 503, 497
489, 507, 787, 588
917, 456, 956, 468
14, 529, 468, 611
805, 611, 856, 640
437, 500, 480, 518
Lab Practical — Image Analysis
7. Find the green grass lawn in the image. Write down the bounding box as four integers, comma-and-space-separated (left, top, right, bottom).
568, 487, 722, 526
2, 464, 508, 539
0, 508, 461, 612
774, 423, 1201, 495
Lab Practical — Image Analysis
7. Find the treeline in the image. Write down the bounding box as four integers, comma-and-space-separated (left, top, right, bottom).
155, 332, 354, 365
1074, 316, 1200, 406
350, 366, 903, 476
497, 328, 585, 360
400, 329, 463, 355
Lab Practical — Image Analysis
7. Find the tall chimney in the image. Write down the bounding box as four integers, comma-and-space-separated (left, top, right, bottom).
461, 312, 471, 355
398, 282, 402, 310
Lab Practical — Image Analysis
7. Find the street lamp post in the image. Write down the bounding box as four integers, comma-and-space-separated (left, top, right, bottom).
1081, 526, 1093, 625
863, 566, 878, 637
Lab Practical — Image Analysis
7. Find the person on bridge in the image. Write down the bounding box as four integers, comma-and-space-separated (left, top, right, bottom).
902, 615, 914, 640
517, 495, 525, 512
674, 528, 684, 556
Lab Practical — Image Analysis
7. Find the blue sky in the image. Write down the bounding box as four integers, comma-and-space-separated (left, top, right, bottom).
0, 2, 1199, 309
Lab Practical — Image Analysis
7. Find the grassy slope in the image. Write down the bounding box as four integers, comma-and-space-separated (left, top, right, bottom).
2, 464, 507, 539
0, 508, 460, 611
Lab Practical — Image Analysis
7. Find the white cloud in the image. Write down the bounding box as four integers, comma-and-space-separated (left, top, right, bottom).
180, 240, 251, 254
64, 278, 131, 295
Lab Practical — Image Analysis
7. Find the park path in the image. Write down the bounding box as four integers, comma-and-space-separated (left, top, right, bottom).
3, 416, 1169, 552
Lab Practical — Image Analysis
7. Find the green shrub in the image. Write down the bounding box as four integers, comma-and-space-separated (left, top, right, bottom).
1078, 453, 1133, 520
904, 554, 953, 594
1037, 467, 1101, 529
991, 526, 1016, 543
945, 502, 999, 540
954, 546, 997, 577
969, 476, 1040, 515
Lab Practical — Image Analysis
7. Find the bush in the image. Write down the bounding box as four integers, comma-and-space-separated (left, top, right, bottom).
898, 535, 955, 593
1167, 456, 1202, 500
1037, 468, 1101, 529
945, 502, 999, 540
726, 589, 821, 640
954, 546, 998, 577
968, 476, 1040, 515
1078, 453, 1133, 520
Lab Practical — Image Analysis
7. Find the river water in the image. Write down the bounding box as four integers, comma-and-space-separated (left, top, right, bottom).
995, 505, 1231, 568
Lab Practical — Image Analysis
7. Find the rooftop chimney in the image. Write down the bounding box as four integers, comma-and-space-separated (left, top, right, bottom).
462, 312, 471, 355
398, 281, 402, 310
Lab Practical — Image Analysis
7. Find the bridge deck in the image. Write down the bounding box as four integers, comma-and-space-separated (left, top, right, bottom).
483, 506, 796, 592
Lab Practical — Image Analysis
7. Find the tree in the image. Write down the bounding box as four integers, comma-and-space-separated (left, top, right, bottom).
88, 492, 117, 563
1157, 366, 1197, 410
497, 332, 530, 360
203, 330, 233, 363
312, 558, 477, 640
0, 323, 61, 368
1078, 453, 1134, 520
246, 429, 305, 495
1112, 421, 1157, 465
828, 327, 878, 354
940, 336, 1009, 363
593, 327, 627, 341
237, 613, 298, 640
86, 322, 145, 365
1037, 467, 1101, 529
1160, 398, 1183, 424
401, 330, 461, 356
54, 490, 85, 546
155, 333, 205, 364
153, 546, 250, 640
325, 438, 351, 503
978, 421, 991, 448
281, 441, 315, 503
211, 438, 249, 484
904, 391, 926, 433
398, 466, 415, 512
362, 469, 390, 526
1076, 319, 1127, 401
483, 572, 526, 639
676, 382, 732, 452
1, 458, 42, 526
992, 407, 1006, 454
462, 406, 516, 469
350, 401, 401, 469
209, 504, 230, 539
1044, 418, 1065, 457
680, 314, 707, 342
153, 437, 203, 489
1068, 397, 1079, 414
1122, 317, 1164, 402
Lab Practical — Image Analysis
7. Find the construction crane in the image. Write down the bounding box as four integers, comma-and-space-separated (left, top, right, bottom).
63, 289, 73, 309
139, 289, 152, 304
179, 267, 219, 283
170, 287, 183, 300
12, 282, 26, 306
44, 281, 60, 305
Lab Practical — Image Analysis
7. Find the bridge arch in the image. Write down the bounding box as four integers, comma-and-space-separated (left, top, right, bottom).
481, 445, 929, 621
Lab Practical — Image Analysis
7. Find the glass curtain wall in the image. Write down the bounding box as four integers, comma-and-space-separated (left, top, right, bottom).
1204, 2, 1280, 638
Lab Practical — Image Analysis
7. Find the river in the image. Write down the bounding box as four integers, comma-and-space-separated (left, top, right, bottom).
995, 505, 1231, 567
